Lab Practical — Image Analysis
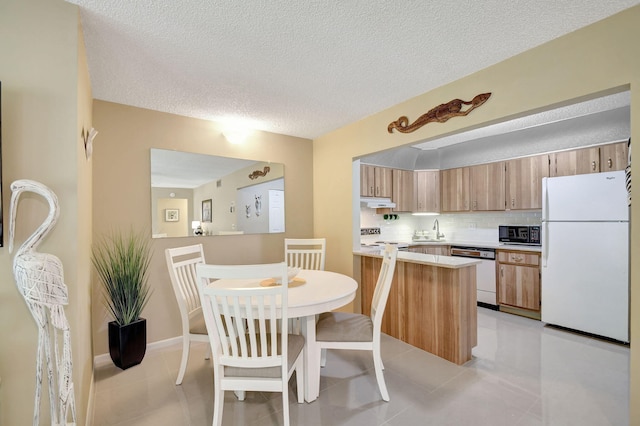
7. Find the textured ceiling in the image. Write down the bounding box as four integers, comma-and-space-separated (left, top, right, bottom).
67, 0, 640, 139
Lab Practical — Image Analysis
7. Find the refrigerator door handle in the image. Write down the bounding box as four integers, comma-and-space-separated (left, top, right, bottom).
542, 177, 548, 221
542, 222, 548, 267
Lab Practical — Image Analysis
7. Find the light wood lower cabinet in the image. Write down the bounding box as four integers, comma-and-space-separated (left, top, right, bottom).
496, 250, 540, 312
408, 245, 449, 255
360, 255, 477, 365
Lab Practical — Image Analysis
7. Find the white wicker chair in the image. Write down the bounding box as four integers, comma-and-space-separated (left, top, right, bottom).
314, 244, 398, 401
196, 262, 304, 426
165, 244, 210, 385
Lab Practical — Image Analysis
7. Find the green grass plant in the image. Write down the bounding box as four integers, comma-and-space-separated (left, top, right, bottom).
92, 230, 153, 326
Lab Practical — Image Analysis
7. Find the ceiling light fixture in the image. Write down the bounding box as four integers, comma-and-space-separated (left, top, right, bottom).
222, 126, 252, 145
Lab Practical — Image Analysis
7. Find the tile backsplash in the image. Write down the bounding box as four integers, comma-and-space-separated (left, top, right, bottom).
360, 207, 541, 243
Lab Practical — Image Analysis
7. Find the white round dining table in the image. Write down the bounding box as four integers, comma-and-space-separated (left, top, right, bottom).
207, 269, 357, 402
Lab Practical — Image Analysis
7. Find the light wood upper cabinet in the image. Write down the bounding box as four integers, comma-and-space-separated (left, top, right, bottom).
599, 141, 628, 172
497, 250, 540, 312
550, 142, 628, 177
360, 164, 392, 197
360, 164, 374, 196
550, 147, 600, 177
392, 169, 414, 212
470, 162, 506, 211
440, 167, 470, 212
413, 170, 440, 213
506, 155, 549, 210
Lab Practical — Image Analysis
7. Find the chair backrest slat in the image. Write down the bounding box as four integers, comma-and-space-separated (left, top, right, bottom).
285, 238, 326, 271
371, 245, 398, 328
165, 244, 206, 326
196, 262, 289, 370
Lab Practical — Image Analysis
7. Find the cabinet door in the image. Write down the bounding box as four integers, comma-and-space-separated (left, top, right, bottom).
506, 155, 549, 210
360, 165, 392, 197
408, 245, 449, 255
360, 164, 375, 196
375, 167, 393, 198
470, 162, 505, 211
599, 142, 629, 172
498, 263, 540, 311
413, 170, 440, 213
392, 169, 414, 212
440, 167, 470, 212
550, 147, 599, 177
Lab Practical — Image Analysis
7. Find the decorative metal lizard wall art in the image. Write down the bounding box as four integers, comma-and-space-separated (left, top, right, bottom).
248, 166, 271, 180
387, 92, 492, 134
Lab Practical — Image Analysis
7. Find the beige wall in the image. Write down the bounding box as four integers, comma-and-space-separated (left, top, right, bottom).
313, 6, 640, 422
3, 1, 639, 424
0, 0, 93, 424
91, 101, 314, 355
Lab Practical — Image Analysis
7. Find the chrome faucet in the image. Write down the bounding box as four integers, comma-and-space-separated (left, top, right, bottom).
433, 219, 445, 240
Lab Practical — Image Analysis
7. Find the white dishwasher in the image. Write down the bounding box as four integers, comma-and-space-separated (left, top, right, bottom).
450, 246, 497, 308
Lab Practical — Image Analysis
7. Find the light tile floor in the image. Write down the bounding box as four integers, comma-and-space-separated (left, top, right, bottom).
92, 308, 629, 425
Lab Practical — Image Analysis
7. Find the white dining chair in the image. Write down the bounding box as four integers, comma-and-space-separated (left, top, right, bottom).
284, 238, 326, 271
165, 244, 210, 385
314, 244, 398, 401
196, 262, 304, 426
285, 238, 327, 334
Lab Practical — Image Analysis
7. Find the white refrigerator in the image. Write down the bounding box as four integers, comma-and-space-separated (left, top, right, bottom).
541, 170, 629, 342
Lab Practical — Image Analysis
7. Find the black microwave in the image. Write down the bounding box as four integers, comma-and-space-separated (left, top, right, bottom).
498, 225, 541, 246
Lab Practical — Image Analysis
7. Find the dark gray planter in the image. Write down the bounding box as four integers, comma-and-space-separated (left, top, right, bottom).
109, 318, 147, 370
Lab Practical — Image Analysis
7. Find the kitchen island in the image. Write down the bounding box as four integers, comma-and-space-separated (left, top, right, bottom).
354, 249, 481, 365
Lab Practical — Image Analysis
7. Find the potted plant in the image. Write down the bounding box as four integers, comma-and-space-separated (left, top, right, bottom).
92, 230, 153, 370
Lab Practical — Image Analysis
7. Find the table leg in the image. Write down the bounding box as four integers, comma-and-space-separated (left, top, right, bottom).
300, 314, 320, 402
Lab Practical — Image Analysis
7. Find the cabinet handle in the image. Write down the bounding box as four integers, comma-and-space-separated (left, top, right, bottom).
500, 266, 504, 277
592, 161, 597, 171
608, 158, 613, 169
511, 198, 515, 208
370, 186, 374, 195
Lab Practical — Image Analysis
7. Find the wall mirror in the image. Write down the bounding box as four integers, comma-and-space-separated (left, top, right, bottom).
150, 148, 285, 238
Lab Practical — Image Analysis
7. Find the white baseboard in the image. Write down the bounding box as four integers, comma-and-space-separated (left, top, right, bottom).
93, 336, 183, 368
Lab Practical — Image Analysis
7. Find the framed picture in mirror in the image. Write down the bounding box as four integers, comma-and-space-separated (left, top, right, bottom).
202, 199, 212, 222
165, 209, 179, 222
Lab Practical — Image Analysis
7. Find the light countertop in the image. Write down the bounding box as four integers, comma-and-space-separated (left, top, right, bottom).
353, 249, 482, 269
364, 239, 542, 252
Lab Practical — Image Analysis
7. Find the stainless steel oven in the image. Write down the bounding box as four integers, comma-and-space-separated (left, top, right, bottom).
450, 246, 497, 308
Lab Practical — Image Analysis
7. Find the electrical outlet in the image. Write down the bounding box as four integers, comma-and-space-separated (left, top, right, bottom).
468, 223, 477, 229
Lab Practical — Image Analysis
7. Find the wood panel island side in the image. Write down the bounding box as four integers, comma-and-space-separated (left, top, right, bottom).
354, 250, 481, 365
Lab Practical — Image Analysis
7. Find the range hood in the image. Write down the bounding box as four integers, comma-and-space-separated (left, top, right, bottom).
360, 197, 396, 208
